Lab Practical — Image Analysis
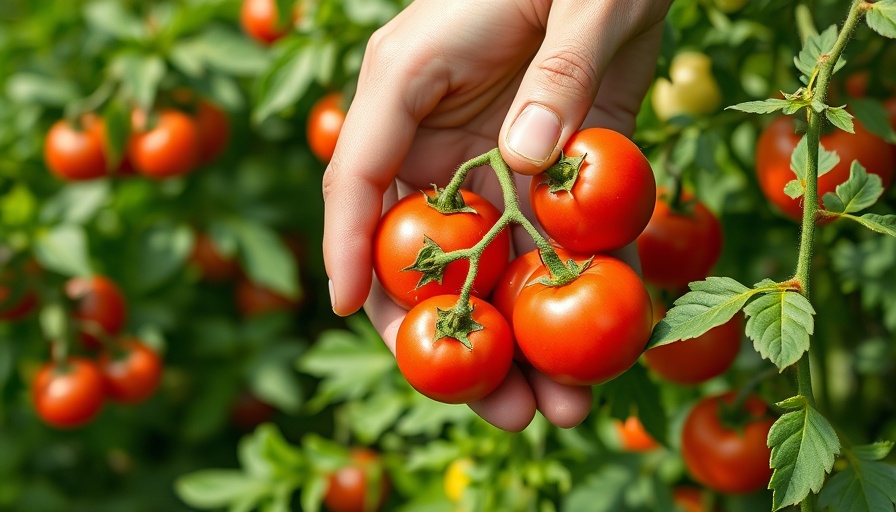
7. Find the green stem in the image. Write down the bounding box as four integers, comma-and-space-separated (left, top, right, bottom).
438, 152, 492, 208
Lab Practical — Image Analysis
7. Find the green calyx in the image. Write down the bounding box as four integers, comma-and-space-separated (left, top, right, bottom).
426, 185, 478, 214
540, 152, 586, 193
402, 236, 448, 289
531, 254, 592, 288
434, 303, 482, 350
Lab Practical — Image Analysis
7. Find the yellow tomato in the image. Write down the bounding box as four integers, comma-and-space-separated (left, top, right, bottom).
444, 458, 474, 503
651, 52, 722, 121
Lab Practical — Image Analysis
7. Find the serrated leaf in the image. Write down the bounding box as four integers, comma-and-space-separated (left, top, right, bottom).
253, 42, 315, 124
649, 277, 759, 348
821, 161, 883, 214
867, 0, 896, 39
785, 179, 805, 199
825, 107, 854, 133
854, 214, 896, 237
794, 25, 840, 80
817, 446, 896, 512
743, 291, 815, 370
768, 398, 840, 510
726, 98, 793, 114
852, 99, 896, 144
790, 136, 840, 181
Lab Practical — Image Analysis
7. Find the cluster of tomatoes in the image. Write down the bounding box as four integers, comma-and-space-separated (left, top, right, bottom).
1, 275, 165, 429
44, 92, 229, 182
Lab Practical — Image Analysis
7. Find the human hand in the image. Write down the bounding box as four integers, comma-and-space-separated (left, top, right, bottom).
322, 0, 671, 431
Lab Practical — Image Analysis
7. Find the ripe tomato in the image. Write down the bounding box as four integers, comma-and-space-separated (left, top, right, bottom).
651, 52, 722, 121
196, 100, 230, 164
44, 119, 107, 181
307, 92, 346, 163
514, 255, 652, 386
636, 191, 722, 290
756, 116, 895, 221
128, 109, 201, 179
235, 277, 300, 317
644, 301, 742, 385
97, 339, 163, 404
65, 276, 127, 350
323, 448, 389, 512
396, 295, 513, 404
673, 487, 715, 512
373, 189, 509, 310
615, 416, 659, 452
530, 128, 656, 254
444, 458, 473, 502
190, 232, 240, 282
240, 0, 291, 45
32, 358, 105, 428
681, 393, 774, 494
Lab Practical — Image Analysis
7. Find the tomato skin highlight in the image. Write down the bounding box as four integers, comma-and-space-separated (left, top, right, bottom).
616, 416, 659, 452
530, 128, 656, 254
514, 255, 652, 386
396, 295, 513, 404
128, 109, 201, 179
681, 393, 774, 494
636, 192, 722, 290
307, 92, 346, 163
32, 358, 105, 428
240, 0, 290, 45
323, 448, 389, 512
756, 116, 894, 221
373, 190, 509, 311
65, 276, 127, 350
644, 302, 742, 385
44, 119, 108, 181
98, 339, 163, 404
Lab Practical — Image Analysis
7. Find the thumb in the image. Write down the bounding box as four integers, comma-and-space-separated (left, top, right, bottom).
498, 2, 649, 175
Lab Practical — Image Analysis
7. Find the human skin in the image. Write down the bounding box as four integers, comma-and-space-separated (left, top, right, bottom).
322, 0, 671, 431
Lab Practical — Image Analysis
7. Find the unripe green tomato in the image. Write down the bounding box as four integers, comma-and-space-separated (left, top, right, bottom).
713, 0, 749, 14
651, 52, 722, 121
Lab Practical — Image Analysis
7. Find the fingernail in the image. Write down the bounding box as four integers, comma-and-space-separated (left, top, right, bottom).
328, 279, 336, 311
506, 103, 562, 164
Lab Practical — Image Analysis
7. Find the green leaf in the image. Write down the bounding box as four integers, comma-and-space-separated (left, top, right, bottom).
867, 0, 896, 39
132, 222, 194, 292
768, 396, 841, 510
228, 218, 300, 300
347, 392, 406, 443
726, 98, 794, 114
175, 470, 268, 509
821, 162, 884, 214
790, 136, 840, 181
853, 214, 896, 237
113, 53, 166, 112
0, 184, 37, 226
83, 0, 146, 40
743, 291, 815, 370
40, 181, 109, 224
599, 364, 667, 445
396, 393, 475, 437
300, 474, 327, 512
785, 179, 805, 199
825, 107, 854, 133
5, 73, 79, 106
101, 100, 131, 171
258, 424, 305, 476
247, 342, 306, 413
648, 277, 758, 349
818, 443, 896, 512
39, 304, 68, 343
670, 128, 699, 170
174, 26, 271, 77
852, 99, 896, 144
254, 42, 315, 124
34, 225, 92, 277
794, 25, 844, 82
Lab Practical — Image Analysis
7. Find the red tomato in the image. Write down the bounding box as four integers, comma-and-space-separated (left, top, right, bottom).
97, 339, 163, 404
0, 285, 38, 321
530, 128, 656, 253
235, 277, 300, 317
324, 448, 390, 512
44, 119, 107, 181
644, 301, 742, 385
196, 100, 230, 164
190, 232, 240, 282
373, 190, 510, 311
32, 358, 105, 428
616, 416, 659, 452
636, 191, 722, 290
128, 109, 201, 179
65, 276, 127, 349
307, 92, 346, 163
514, 255, 652, 386
396, 295, 513, 404
240, 0, 291, 45
681, 393, 774, 494
755, 116, 894, 221
673, 487, 715, 512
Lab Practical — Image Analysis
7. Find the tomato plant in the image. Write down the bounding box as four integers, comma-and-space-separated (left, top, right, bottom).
97, 338, 163, 404
514, 255, 652, 386
373, 189, 509, 310
32, 358, 105, 428
307, 92, 346, 163
616, 416, 659, 452
323, 448, 389, 512
651, 52, 722, 121
43, 118, 107, 181
396, 295, 513, 404
636, 191, 723, 290
65, 276, 127, 350
530, 128, 656, 254
128, 109, 201, 179
681, 393, 774, 494
755, 115, 894, 221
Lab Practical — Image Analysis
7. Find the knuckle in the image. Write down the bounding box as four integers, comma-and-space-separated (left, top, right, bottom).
535, 45, 598, 95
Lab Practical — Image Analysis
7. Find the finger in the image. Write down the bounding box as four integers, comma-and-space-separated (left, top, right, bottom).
499, 1, 669, 174
526, 370, 593, 428
468, 365, 537, 432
